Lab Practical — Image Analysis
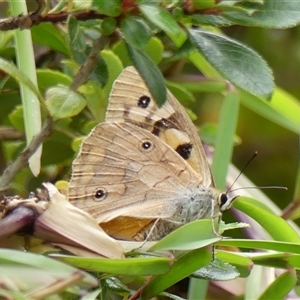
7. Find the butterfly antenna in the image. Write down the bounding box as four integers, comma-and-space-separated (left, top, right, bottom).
226, 151, 258, 194
229, 186, 287, 193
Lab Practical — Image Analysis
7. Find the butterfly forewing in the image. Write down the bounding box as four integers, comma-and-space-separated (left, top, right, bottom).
106, 67, 213, 187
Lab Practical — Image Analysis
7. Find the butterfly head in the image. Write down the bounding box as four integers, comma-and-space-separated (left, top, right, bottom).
218, 192, 238, 212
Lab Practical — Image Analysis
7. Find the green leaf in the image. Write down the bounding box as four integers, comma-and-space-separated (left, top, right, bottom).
101, 17, 117, 35
258, 270, 297, 300
101, 49, 124, 99
248, 252, 300, 270
104, 277, 130, 294
8, 105, 25, 131
46, 86, 87, 120
144, 37, 164, 64
233, 197, 300, 243
88, 55, 108, 86
218, 239, 300, 254
126, 42, 167, 106
0, 249, 97, 293
139, 4, 186, 47
68, 16, 87, 52
150, 219, 220, 251
192, 0, 215, 9
37, 69, 72, 93
160, 292, 186, 300
217, 250, 252, 278
42, 132, 73, 165
223, 0, 300, 29
121, 16, 152, 50
142, 248, 211, 299
192, 14, 233, 27
31, 23, 70, 56
188, 29, 274, 99
92, 0, 122, 17
212, 91, 240, 190
240, 88, 300, 134
200, 123, 241, 147
166, 81, 195, 103
0, 57, 42, 101
54, 255, 171, 276
192, 257, 240, 281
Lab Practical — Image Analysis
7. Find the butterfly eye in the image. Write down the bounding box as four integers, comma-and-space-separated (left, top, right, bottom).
93, 188, 107, 201
138, 95, 151, 108
218, 193, 228, 209
139, 139, 153, 151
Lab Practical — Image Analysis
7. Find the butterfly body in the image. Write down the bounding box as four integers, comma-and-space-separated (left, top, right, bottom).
69, 67, 233, 241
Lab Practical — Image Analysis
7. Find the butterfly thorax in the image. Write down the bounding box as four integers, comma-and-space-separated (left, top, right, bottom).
132, 186, 223, 241
177, 185, 223, 222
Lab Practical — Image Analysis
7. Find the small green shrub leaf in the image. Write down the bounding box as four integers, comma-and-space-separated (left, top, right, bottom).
188, 29, 274, 99
46, 86, 87, 120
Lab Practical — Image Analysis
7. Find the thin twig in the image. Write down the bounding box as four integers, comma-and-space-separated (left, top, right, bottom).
0, 10, 106, 31
0, 126, 24, 140
0, 117, 53, 193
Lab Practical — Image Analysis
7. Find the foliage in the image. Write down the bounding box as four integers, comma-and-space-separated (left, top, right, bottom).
0, 0, 300, 299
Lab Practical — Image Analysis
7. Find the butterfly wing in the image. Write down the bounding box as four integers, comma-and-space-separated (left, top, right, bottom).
105, 67, 214, 187
68, 122, 207, 238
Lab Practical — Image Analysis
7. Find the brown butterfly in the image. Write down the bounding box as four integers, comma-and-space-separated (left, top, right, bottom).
68, 67, 235, 241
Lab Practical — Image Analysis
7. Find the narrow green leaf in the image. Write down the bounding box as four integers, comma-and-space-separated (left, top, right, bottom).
150, 219, 220, 251
0, 58, 42, 102
290, 152, 300, 220
121, 16, 152, 50
188, 278, 208, 300
54, 255, 171, 275
200, 123, 241, 147
192, 14, 233, 27
92, 0, 122, 17
240, 88, 300, 134
212, 91, 240, 190
218, 239, 300, 254
88, 55, 108, 86
223, 0, 300, 29
217, 250, 252, 277
188, 29, 274, 99
161, 292, 186, 300
9, 0, 42, 176
258, 270, 297, 300
68, 16, 87, 52
142, 248, 211, 299
46, 86, 87, 120
166, 81, 195, 103
0, 249, 97, 288
249, 252, 300, 270
126, 42, 167, 106
233, 197, 300, 243
139, 4, 186, 47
